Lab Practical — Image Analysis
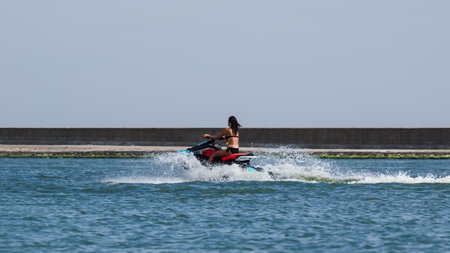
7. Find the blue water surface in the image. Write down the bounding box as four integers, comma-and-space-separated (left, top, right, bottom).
1, 152, 449, 252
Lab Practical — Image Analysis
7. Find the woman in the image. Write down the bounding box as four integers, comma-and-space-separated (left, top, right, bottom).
203, 116, 241, 163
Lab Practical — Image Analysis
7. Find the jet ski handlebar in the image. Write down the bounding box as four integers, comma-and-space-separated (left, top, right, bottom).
202, 134, 227, 140
201, 135, 216, 143
202, 135, 226, 142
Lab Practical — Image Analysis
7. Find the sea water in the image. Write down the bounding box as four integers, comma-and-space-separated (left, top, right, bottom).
1, 149, 449, 252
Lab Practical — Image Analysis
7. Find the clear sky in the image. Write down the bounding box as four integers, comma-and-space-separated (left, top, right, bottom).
1, 0, 449, 127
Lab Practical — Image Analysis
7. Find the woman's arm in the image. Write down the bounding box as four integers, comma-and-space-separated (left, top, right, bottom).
203, 128, 228, 140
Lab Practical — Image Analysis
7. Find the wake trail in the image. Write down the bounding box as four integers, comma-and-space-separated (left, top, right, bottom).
103, 148, 450, 184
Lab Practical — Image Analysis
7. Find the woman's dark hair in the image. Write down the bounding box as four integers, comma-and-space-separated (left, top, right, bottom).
228, 116, 241, 135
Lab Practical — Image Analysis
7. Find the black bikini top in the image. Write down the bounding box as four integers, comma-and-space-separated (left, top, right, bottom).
225, 135, 239, 140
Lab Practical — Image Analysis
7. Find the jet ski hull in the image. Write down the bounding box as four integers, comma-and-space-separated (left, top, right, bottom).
178, 139, 275, 178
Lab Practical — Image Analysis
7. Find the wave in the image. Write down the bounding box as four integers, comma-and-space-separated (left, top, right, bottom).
352, 172, 450, 184
103, 176, 186, 185
103, 148, 450, 184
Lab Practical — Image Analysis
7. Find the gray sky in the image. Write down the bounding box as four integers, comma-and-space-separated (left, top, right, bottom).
1, 0, 449, 127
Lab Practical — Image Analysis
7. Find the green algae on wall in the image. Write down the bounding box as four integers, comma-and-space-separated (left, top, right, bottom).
316, 154, 450, 159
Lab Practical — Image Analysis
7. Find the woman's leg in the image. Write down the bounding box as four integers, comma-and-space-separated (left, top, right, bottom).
208, 150, 231, 163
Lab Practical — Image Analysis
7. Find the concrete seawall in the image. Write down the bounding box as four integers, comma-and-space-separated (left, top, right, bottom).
0, 128, 449, 149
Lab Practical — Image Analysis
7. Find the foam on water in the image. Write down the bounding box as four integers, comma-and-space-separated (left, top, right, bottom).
352, 171, 450, 184
104, 176, 186, 185
104, 148, 450, 184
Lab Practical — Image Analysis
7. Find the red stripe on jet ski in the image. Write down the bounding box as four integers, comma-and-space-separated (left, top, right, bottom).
221, 153, 248, 162
202, 149, 216, 158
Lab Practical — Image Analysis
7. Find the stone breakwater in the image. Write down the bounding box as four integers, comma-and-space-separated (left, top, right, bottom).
1, 145, 450, 159
1, 128, 450, 149
0, 128, 449, 158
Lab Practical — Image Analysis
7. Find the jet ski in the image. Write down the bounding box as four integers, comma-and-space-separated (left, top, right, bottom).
178, 138, 275, 178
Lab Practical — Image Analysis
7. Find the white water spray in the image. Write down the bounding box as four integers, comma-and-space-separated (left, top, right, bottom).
104, 148, 450, 184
